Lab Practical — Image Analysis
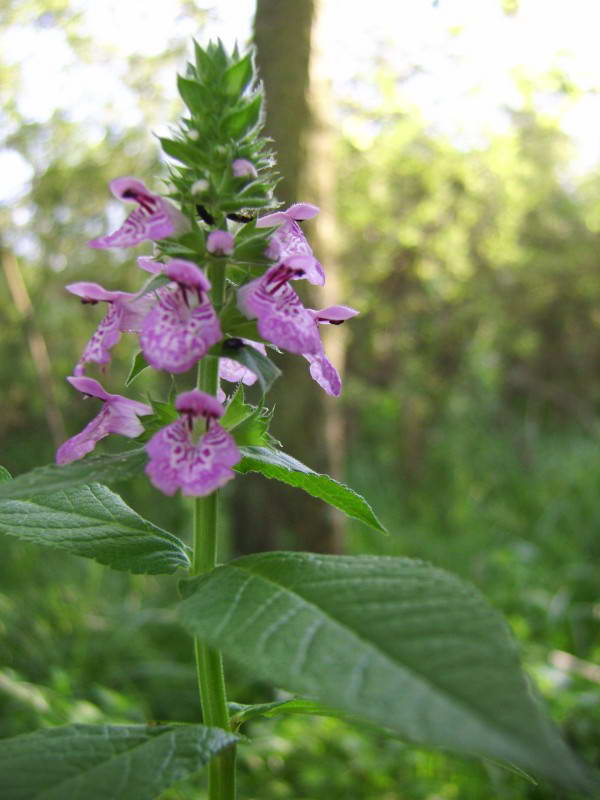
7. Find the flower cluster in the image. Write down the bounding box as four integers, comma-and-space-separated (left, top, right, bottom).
57, 162, 355, 495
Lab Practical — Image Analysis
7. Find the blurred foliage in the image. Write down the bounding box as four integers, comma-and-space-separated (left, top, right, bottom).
1, 3, 599, 799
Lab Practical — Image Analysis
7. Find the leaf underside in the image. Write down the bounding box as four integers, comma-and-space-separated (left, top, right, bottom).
180, 552, 593, 792
0, 723, 236, 800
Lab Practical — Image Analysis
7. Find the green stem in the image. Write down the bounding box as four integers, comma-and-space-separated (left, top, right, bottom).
192, 258, 235, 800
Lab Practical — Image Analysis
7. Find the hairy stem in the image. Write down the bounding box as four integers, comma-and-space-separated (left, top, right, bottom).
192, 258, 235, 799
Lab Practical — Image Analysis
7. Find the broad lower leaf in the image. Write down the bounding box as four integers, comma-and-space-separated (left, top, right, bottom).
0, 723, 236, 800
0, 449, 147, 501
0, 482, 189, 574
235, 447, 386, 533
180, 552, 594, 793
0, 466, 12, 482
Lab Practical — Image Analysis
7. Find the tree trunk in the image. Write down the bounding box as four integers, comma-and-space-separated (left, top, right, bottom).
231, 0, 345, 555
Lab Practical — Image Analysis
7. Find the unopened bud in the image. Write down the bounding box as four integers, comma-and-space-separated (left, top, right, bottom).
232, 158, 258, 178
192, 179, 209, 195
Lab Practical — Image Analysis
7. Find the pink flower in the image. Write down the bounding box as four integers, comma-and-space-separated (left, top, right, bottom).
256, 203, 325, 286
237, 264, 322, 355
88, 177, 189, 249
304, 305, 359, 397
206, 230, 235, 255
145, 389, 241, 497
56, 377, 151, 465
139, 259, 222, 374
232, 158, 258, 178
67, 282, 155, 376
219, 339, 267, 386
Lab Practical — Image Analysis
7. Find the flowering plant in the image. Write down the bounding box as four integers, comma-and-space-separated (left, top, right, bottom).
0, 42, 595, 800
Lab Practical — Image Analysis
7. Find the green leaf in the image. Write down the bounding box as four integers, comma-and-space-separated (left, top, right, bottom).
222, 93, 263, 139
235, 447, 386, 533
135, 273, 171, 299
0, 449, 147, 501
231, 407, 278, 448
0, 482, 189, 574
221, 387, 278, 448
138, 399, 179, 443
216, 339, 281, 394
160, 136, 206, 168
228, 698, 338, 728
0, 723, 236, 800
220, 384, 253, 430
176, 76, 211, 115
223, 54, 254, 98
180, 553, 594, 793
0, 466, 12, 483
126, 351, 150, 386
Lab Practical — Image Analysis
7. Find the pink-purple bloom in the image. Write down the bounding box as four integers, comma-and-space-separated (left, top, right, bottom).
145, 389, 241, 496
88, 177, 189, 249
139, 259, 222, 374
232, 158, 258, 178
303, 305, 359, 397
219, 339, 267, 385
206, 230, 234, 255
56, 377, 151, 465
257, 203, 325, 286
67, 282, 155, 376
237, 264, 322, 355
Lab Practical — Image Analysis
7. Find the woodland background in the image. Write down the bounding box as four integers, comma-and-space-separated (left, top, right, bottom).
1, 1, 599, 798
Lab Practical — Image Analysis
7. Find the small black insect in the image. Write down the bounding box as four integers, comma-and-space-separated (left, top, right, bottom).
223, 337, 245, 351
196, 204, 215, 225
227, 212, 254, 223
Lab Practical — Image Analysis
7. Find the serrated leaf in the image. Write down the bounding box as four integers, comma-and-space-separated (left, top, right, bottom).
231, 406, 277, 448
235, 447, 386, 533
0, 482, 189, 574
180, 553, 595, 793
0, 449, 147, 501
216, 340, 281, 394
138, 400, 179, 443
126, 351, 150, 386
223, 54, 254, 98
222, 94, 263, 139
0, 466, 12, 483
221, 384, 253, 430
0, 723, 236, 800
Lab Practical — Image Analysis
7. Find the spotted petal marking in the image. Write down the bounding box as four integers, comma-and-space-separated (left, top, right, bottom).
267, 218, 325, 286
145, 418, 241, 496
237, 269, 321, 355
140, 289, 222, 374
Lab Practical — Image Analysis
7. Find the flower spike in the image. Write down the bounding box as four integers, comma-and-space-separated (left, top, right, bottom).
56, 377, 151, 465
145, 389, 241, 496
140, 259, 222, 374
88, 177, 189, 249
